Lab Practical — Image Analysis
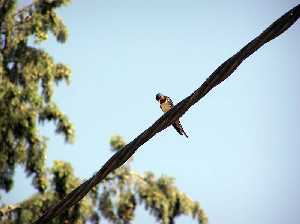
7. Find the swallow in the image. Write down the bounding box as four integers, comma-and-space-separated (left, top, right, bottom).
156, 93, 188, 138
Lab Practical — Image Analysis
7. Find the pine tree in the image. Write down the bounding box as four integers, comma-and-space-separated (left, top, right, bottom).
0, 1, 207, 223
0, 0, 74, 195
0, 135, 207, 224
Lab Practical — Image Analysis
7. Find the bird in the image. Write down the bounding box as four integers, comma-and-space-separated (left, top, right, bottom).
155, 93, 188, 138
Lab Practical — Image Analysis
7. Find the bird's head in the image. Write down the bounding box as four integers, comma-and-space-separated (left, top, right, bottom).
156, 93, 165, 102
156, 93, 168, 104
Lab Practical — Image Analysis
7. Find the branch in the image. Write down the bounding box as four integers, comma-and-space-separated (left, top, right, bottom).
0, 204, 20, 216
14, 3, 35, 16
33, 4, 300, 224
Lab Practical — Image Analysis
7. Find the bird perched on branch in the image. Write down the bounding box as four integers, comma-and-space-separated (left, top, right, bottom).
156, 93, 188, 138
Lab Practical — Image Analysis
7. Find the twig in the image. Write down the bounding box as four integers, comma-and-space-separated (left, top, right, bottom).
14, 3, 35, 16
0, 204, 20, 216
33, 4, 300, 224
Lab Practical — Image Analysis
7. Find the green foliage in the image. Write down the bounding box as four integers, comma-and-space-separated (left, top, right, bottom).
0, 160, 94, 224
96, 135, 208, 224
0, 135, 207, 224
110, 135, 126, 152
0, 0, 74, 193
138, 173, 207, 224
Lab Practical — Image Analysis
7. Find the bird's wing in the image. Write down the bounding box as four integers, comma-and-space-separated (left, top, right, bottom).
166, 97, 174, 107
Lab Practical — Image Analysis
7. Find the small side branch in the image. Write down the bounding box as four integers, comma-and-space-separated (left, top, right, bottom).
33, 4, 300, 224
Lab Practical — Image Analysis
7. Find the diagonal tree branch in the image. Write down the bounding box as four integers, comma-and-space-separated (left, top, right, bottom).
33, 4, 300, 224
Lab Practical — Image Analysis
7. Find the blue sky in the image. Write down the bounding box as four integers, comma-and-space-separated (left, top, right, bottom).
3, 1, 300, 224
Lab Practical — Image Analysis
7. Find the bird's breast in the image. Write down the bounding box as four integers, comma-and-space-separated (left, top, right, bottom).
160, 102, 172, 113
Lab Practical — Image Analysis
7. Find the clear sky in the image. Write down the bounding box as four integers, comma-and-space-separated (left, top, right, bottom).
3, 1, 300, 224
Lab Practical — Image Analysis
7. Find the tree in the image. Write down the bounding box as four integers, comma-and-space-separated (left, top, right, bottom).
0, 0, 74, 194
0, 1, 207, 223
1, 135, 208, 224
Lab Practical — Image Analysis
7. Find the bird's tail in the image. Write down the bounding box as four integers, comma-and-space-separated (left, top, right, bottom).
172, 121, 188, 138
181, 128, 189, 138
